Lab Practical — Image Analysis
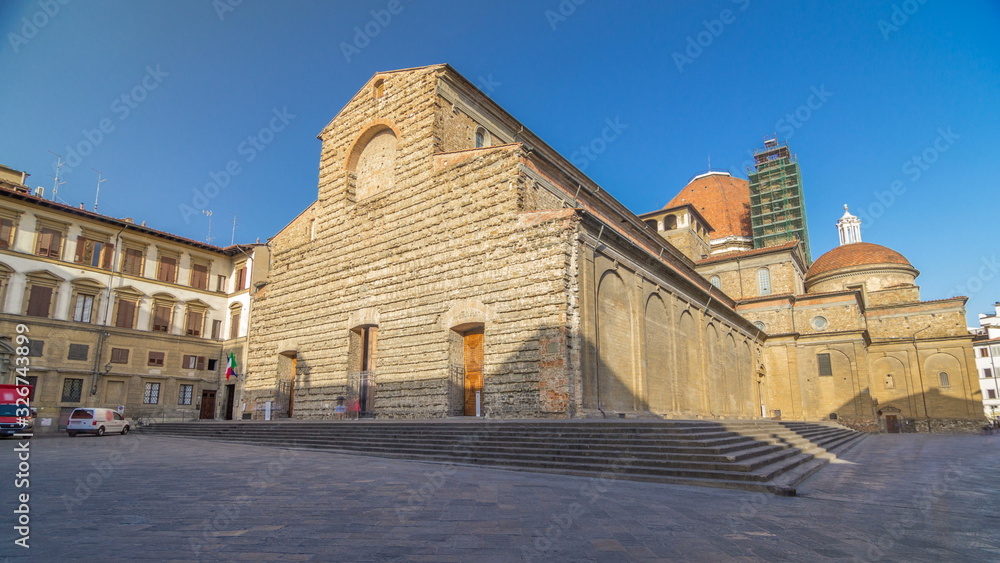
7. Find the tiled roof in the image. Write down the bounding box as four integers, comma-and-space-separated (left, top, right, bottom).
665, 172, 751, 239
698, 240, 799, 265
806, 242, 912, 280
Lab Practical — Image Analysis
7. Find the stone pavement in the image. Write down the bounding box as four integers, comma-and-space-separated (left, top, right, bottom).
0, 431, 998, 561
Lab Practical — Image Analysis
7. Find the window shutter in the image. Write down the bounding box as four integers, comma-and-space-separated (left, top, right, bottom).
0, 218, 12, 248
124, 248, 143, 276
26, 286, 53, 317
159, 256, 177, 282
153, 305, 171, 332
37, 230, 51, 256
230, 313, 241, 339
101, 242, 114, 269
110, 348, 130, 364
186, 311, 203, 336
115, 299, 136, 328
192, 264, 208, 289
74, 236, 88, 263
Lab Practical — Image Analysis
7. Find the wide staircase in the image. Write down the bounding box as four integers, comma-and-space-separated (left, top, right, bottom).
139, 419, 866, 495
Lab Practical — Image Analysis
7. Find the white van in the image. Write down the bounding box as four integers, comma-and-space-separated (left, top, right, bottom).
66, 408, 131, 437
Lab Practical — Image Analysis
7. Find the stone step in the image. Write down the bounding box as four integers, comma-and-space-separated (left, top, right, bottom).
140, 419, 866, 495
139, 422, 856, 449
141, 426, 854, 457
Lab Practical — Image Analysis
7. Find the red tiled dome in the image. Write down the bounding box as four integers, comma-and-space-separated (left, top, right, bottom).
665, 172, 751, 239
806, 242, 911, 280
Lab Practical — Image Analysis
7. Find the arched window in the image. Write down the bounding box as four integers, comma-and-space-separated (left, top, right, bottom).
710, 276, 721, 289
664, 215, 678, 230
372, 79, 385, 100
757, 268, 772, 296
939, 372, 950, 387
475, 127, 489, 148
644, 219, 658, 231
348, 127, 398, 200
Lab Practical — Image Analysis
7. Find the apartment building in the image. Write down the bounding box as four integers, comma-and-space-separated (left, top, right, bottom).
0, 164, 266, 431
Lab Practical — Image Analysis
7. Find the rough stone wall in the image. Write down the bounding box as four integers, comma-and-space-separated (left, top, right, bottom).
663, 229, 710, 263
866, 285, 920, 307
867, 300, 970, 340
247, 68, 579, 419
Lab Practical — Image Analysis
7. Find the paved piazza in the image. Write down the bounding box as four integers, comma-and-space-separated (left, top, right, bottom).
1, 430, 998, 561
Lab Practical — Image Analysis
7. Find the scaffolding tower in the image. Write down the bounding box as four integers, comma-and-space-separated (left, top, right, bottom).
747, 137, 812, 263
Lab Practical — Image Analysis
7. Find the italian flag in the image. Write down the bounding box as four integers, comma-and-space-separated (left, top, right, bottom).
226, 352, 238, 380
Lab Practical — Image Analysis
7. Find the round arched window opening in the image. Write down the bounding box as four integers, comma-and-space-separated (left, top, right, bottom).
753, 321, 767, 332
811, 316, 829, 330
348, 126, 399, 200
475, 127, 490, 149
710, 276, 721, 289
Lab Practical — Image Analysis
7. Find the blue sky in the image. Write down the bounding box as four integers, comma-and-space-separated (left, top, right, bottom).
1, 0, 998, 322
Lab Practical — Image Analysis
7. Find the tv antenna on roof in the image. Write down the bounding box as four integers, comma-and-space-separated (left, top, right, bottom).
92, 169, 106, 213
203, 210, 214, 243
48, 151, 66, 202
227, 212, 241, 245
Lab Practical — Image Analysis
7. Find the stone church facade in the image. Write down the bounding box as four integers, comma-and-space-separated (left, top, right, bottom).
245, 65, 763, 420
244, 64, 982, 431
